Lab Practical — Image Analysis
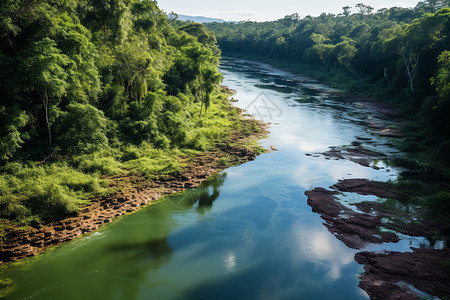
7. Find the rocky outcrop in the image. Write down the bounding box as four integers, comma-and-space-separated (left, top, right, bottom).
305, 178, 450, 299
306, 146, 388, 169
332, 178, 400, 199
355, 248, 450, 299
305, 186, 399, 249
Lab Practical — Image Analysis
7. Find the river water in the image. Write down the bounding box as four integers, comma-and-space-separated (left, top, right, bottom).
1, 58, 424, 300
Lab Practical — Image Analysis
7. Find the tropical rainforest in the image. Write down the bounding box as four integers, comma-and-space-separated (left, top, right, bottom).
0, 0, 247, 227
207, 1, 450, 162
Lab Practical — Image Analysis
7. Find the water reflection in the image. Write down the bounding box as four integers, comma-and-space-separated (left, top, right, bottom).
289, 221, 355, 281
224, 250, 237, 273
168, 172, 226, 214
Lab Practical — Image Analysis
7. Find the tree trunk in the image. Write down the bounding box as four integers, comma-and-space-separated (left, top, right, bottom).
398, 49, 419, 94
383, 67, 391, 86
43, 87, 52, 149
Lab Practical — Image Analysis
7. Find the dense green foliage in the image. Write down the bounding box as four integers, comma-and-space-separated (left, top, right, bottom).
207, 2, 450, 160
0, 0, 238, 225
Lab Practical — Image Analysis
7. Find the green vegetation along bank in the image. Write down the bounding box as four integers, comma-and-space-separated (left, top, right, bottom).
0, 1, 265, 243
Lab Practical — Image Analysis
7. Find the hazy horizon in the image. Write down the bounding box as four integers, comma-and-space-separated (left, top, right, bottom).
158, 0, 420, 21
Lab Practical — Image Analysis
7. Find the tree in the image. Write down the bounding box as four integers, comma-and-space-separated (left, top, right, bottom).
431, 51, 450, 102
333, 37, 358, 75
22, 38, 69, 149
199, 67, 222, 117
56, 103, 108, 154
80, 0, 132, 46
113, 40, 152, 104
342, 6, 352, 17
356, 3, 373, 15
179, 23, 217, 47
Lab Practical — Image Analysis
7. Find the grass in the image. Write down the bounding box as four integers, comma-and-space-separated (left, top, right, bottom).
0, 161, 109, 225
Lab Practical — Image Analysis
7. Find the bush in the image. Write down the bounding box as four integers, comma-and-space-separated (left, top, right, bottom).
0, 162, 107, 222
0, 195, 30, 221
399, 140, 427, 153
25, 183, 81, 221
186, 131, 209, 151
429, 192, 450, 212
121, 145, 142, 161
0, 107, 28, 162
76, 155, 123, 175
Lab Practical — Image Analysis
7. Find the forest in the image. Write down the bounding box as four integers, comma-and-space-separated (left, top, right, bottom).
207, 1, 450, 163
0, 0, 247, 227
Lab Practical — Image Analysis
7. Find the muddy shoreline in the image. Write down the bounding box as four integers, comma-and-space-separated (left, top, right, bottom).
0, 111, 268, 264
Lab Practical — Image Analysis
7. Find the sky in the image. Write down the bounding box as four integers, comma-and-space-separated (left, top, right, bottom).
157, 0, 420, 21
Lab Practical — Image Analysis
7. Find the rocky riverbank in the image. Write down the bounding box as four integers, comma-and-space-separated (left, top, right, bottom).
305, 178, 449, 299
301, 89, 450, 299
0, 116, 268, 264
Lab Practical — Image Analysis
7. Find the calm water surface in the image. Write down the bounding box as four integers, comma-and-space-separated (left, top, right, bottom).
2, 58, 422, 300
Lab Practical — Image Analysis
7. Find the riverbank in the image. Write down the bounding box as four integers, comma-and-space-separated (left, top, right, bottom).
0, 94, 269, 264
306, 178, 450, 299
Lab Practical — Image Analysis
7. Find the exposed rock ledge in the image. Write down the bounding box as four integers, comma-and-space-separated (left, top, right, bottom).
305, 183, 399, 250
356, 249, 450, 300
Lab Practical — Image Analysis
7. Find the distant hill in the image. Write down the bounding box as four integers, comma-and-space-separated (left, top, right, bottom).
177, 15, 227, 23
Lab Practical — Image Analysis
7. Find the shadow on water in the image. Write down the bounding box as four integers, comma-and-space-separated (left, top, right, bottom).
107, 237, 174, 268
167, 172, 226, 214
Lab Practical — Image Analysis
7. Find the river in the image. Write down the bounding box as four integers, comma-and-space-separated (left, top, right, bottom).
1, 58, 427, 300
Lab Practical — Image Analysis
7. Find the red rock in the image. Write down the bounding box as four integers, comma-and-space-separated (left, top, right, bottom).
355, 249, 450, 299
333, 178, 400, 199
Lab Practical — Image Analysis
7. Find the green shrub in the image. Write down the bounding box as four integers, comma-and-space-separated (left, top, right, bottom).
399, 140, 427, 153
429, 192, 450, 212
186, 131, 209, 151
0, 195, 30, 221
25, 183, 81, 221
121, 145, 142, 161
217, 157, 230, 166
76, 155, 122, 175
